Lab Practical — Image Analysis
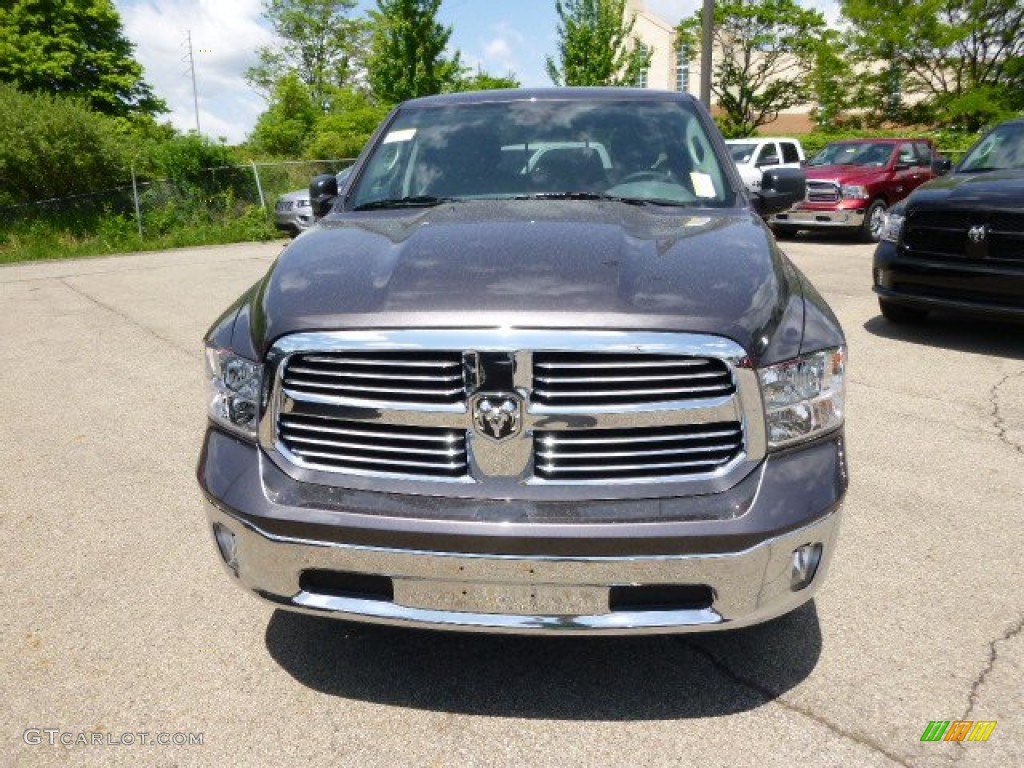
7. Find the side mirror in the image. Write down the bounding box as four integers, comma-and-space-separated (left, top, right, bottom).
894, 161, 912, 171
752, 167, 806, 215
932, 157, 952, 176
309, 173, 338, 218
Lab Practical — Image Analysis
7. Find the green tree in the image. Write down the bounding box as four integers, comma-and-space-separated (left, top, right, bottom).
144, 133, 236, 188
677, 0, 826, 137
453, 67, 521, 92
307, 88, 392, 158
545, 0, 650, 87
366, 0, 462, 104
246, 0, 364, 111
0, 0, 165, 117
249, 72, 319, 157
809, 29, 855, 130
841, 0, 1024, 131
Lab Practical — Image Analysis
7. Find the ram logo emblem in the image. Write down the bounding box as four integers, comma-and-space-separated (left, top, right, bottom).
472, 394, 522, 441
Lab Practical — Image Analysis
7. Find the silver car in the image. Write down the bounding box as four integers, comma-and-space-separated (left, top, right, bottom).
274, 167, 352, 237
274, 189, 314, 236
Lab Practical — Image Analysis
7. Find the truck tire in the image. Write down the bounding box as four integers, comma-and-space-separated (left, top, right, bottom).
860, 199, 887, 243
879, 298, 927, 324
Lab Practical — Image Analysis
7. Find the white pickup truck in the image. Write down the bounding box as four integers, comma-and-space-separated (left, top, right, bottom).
726, 138, 805, 194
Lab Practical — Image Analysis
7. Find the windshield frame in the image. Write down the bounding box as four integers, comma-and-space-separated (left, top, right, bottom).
956, 121, 1024, 173
727, 143, 758, 164
807, 141, 897, 168
342, 95, 742, 212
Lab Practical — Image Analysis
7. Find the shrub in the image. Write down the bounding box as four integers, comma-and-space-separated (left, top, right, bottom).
0, 84, 129, 205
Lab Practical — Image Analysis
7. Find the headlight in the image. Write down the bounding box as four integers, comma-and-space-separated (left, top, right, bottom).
297, 199, 310, 208
840, 185, 868, 199
206, 347, 262, 440
880, 211, 905, 243
759, 347, 846, 449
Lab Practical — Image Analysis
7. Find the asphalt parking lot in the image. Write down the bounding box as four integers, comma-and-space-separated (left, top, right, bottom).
2, 235, 1021, 767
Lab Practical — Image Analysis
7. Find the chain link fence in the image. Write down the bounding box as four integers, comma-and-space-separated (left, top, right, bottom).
0, 159, 355, 241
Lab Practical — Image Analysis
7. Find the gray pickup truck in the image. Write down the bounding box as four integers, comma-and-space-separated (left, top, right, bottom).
198, 88, 847, 634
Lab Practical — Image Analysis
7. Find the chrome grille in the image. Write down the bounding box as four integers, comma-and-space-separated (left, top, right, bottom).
806, 181, 839, 203
279, 407, 468, 478
281, 351, 465, 405
535, 422, 743, 481
532, 353, 734, 407
264, 330, 765, 502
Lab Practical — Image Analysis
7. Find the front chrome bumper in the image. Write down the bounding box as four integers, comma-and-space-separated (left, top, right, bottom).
206, 499, 842, 634
274, 211, 315, 233
771, 208, 865, 228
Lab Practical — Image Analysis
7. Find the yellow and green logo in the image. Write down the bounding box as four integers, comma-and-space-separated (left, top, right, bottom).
921, 721, 996, 742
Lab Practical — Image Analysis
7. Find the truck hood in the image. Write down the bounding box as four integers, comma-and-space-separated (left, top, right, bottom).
906, 168, 1024, 208
244, 199, 808, 361
803, 164, 882, 184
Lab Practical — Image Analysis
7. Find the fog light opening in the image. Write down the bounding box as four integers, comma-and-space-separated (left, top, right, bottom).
213, 523, 239, 575
791, 543, 823, 591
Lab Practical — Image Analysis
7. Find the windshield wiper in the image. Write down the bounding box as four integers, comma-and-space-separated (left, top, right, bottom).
512, 192, 694, 207
352, 195, 456, 211
513, 191, 639, 202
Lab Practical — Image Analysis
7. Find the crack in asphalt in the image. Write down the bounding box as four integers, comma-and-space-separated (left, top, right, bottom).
990, 371, 1024, 456
678, 639, 914, 767
963, 614, 1024, 721
951, 614, 1024, 763
60, 278, 196, 360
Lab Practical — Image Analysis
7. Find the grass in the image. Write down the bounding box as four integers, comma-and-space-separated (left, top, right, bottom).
0, 197, 281, 266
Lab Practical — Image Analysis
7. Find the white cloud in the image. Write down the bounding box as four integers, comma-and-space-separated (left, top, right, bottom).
117, 1, 274, 143
477, 23, 527, 80
484, 37, 513, 63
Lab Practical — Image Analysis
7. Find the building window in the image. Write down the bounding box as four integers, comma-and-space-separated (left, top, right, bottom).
635, 43, 649, 89
675, 45, 690, 92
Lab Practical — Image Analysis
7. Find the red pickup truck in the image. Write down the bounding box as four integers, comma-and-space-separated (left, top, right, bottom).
770, 138, 943, 242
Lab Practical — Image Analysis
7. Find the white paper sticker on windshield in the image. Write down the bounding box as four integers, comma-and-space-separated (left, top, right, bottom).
383, 128, 417, 144
690, 172, 716, 198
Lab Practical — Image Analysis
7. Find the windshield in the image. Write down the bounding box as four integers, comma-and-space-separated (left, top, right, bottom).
958, 122, 1024, 172
727, 143, 758, 164
349, 98, 736, 209
808, 142, 895, 168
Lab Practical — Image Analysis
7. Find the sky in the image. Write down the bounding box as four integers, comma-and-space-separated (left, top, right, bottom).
115, 1, 837, 145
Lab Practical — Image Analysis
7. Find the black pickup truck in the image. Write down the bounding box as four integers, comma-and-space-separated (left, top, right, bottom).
198, 88, 847, 634
874, 118, 1024, 323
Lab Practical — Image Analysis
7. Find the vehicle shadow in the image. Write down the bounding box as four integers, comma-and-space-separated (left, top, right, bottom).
863, 314, 1024, 360
264, 601, 822, 720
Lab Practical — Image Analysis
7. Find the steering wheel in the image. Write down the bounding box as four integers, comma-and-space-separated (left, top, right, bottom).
617, 171, 671, 184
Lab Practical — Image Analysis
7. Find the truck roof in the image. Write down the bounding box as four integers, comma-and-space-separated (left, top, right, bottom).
401, 87, 700, 108
725, 137, 802, 143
